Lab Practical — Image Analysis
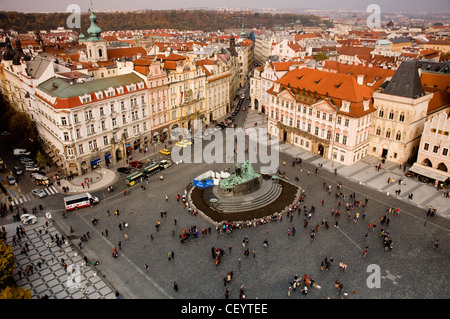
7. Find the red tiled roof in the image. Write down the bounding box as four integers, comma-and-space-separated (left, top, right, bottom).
267, 67, 376, 118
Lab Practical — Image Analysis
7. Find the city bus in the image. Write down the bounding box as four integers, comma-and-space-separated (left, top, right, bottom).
126, 171, 144, 186
143, 163, 161, 176
64, 193, 99, 211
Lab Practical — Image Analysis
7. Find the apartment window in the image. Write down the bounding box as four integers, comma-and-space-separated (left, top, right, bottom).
379, 109, 384, 117
123, 129, 128, 138
399, 113, 405, 122
61, 117, 67, 126
342, 135, 347, 145
73, 114, 78, 123
328, 114, 333, 122
121, 101, 125, 110
63, 132, 70, 141
316, 110, 321, 118
99, 107, 104, 116
395, 131, 401, 141
337, 116, 342, 125
67, 147, 74, 156
315, 127, 319, 136
76, 128, 81, 138
132, 111, 138, 121
122, 114, 127, 124
344, 119, 349, 127
78, 144, 84, 154
112, 118, 117, 127
87, 124, 95, 135
433, 145, 439, 153
443, 148, 449, 156
101, 121, 106, 131
85, 110, 92, 120
88, 140, 97, 151
307, 123, 311, 133
103, 136, 109, 146
335, 133, 340, 143
424, 143, 429, 151
326, 130, 331, 140
309, 108, 312, 116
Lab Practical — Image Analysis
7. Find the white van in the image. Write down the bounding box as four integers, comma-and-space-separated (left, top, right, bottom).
14, 149, 31, 156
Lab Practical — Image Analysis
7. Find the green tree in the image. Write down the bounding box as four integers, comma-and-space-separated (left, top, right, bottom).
0, 239, 16, 288
313, 52, 328, 62
0, 286, 32, 299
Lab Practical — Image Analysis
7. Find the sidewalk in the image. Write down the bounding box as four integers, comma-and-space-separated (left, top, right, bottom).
56, 142, 170, 194
4, 217, 117, 299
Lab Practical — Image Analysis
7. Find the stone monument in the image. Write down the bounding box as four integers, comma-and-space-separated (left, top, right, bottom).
218, 161, 262, 196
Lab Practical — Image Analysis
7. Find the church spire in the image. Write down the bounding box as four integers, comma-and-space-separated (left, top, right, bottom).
86, 3, 103, 41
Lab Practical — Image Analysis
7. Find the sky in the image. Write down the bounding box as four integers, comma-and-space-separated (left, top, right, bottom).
0, 0, 449, 13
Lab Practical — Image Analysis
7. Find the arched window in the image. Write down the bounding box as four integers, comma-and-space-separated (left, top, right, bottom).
99, 48, 103, 57
389, 111, 394, 120
379, 109, 384, 117
395, 131, 401, 141
386, 129, 391, 138
376, 127, 381, 135
399, 113, 405, 122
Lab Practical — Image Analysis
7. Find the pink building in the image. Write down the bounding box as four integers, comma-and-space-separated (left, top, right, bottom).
135, 59, 170, 143
413, 111, 450, 186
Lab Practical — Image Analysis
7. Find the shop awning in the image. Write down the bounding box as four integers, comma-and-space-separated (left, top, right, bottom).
409, 163, 450, 182
81, 164, 89, 170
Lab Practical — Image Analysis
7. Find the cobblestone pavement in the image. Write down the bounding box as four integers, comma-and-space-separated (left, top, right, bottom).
3, 218, 116, 299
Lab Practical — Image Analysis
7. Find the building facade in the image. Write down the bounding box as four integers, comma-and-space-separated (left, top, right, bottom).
413, 111, 450, 186
266, 67, 376, 165
368, 61, 433, 164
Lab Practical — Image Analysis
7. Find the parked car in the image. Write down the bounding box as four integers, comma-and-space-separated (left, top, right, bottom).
31, 188, 47, 198
14, 166, 24, 175
117, 167, 131, 174
7, 175, 16, 185
19, 157, 35, 165
25, 164, 40, 172
129, 161, 143, 168
14, 149, 31, 157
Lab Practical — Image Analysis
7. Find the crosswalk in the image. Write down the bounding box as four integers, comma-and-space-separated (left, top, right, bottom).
10, 186, 59, 206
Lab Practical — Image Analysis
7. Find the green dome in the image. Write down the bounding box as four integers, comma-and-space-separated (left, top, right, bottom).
87, 11, 103, 40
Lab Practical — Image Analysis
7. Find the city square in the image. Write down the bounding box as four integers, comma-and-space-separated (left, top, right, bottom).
3, 122, 449, 300
0, 0, 449, 303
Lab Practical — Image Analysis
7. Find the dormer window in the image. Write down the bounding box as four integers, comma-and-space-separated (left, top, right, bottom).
340, 100, 350, 112
274, 83, 281, 93
79, 94, 91, 104
363, 100, 370, 111
117, 87, 124, 95
95, 91, 103, 100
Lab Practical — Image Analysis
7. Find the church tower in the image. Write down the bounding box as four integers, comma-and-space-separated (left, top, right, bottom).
84, 7, 107, 63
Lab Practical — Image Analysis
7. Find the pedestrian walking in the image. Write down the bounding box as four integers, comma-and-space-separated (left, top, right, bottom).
144, 264, 149, 272
174, 282, 179, 292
